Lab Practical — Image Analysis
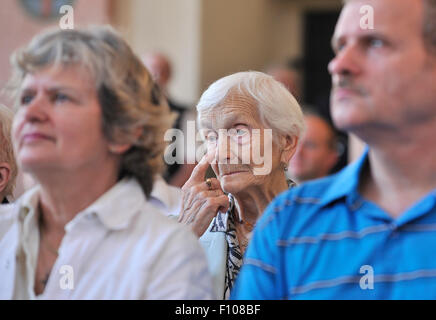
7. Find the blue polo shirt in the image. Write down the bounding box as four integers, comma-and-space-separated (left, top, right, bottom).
231, 150, 436, 299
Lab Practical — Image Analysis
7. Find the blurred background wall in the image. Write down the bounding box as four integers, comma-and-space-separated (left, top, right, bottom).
0, 0, 366, 197
0, 0, 110, 107
1, 0, 342, 107
111, 0, 342, 107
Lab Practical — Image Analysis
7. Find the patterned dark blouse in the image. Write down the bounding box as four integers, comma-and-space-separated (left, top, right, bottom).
209, 180, 296, 299
209, 194, 241, 299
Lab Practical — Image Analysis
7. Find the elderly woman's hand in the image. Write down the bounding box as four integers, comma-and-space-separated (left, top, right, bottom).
178, 153, 229, 237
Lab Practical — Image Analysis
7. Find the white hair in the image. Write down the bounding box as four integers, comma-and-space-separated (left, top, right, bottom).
196, 71, 305, 142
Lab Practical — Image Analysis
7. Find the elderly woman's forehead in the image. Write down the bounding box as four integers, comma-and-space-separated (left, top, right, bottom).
216, 92, 259, 116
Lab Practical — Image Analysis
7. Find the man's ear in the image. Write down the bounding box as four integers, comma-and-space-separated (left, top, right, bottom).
324, 149, 340, 173
0, 162, 11, 195
280, 134, 299, 165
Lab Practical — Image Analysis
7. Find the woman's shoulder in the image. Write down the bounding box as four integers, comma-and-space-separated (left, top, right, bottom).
0, 187, 41, 240
131, 198, 200, 247
0, 203, 19, 231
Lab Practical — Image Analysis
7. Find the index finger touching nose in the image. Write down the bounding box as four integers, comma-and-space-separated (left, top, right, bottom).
187, 151, 215, 184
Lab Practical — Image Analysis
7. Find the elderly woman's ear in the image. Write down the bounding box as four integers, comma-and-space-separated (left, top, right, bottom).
279, 134, 299, 165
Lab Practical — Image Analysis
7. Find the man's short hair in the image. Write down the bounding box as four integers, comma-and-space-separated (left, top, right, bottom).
423, 0, 436, 55
0, 104, 17, 198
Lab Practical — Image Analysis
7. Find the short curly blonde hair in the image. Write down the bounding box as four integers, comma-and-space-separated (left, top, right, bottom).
0, 104, 17, 199
8, 26, 176, 197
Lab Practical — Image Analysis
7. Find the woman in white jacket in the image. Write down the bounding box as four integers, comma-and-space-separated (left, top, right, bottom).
0, 26, 212, 300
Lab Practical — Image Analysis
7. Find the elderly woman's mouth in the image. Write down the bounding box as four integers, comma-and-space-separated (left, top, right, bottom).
221, 170, 248, 177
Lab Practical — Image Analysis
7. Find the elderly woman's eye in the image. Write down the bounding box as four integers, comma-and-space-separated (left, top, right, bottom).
236, 128, 249, 136
206, 133, 218, 143
230, 126, 249, 138
228, 126, 250, 144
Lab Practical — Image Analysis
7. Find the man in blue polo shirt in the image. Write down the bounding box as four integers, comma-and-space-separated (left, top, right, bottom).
232, 0, 436, 299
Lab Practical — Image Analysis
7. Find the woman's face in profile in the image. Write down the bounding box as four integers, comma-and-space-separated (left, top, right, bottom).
199, 93, 282, 195
12, 65, 115, 174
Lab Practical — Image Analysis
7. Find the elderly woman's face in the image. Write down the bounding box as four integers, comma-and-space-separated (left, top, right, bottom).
12, 66, 115, 174
199, 94, 283, 194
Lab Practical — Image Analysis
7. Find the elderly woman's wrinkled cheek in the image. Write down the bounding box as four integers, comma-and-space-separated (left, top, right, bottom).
250, 129, 273, 176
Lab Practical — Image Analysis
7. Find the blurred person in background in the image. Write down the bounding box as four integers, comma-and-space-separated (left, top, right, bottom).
178, 71, 304, 299
288, 107, 340, 183
142, 52, 197, 188
268, 60, 349, 175
0, 104, 17, 203
0, 26, 213, 299
267, 63, 302, 103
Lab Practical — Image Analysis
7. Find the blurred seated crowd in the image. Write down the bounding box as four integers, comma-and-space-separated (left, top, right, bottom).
0, 0, 435, 300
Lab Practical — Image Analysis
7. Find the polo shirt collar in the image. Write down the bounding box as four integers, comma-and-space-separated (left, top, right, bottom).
19, 186, 41, 223
74, 178, 146, 231
318, 148, 436, 225
319, 147, 369, 207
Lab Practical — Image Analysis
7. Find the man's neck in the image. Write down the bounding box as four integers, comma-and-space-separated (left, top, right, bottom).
359, 140, 436, 218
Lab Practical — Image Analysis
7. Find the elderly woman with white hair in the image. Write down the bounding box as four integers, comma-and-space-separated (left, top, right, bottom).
178, 71, 305, 299
0, 26, 213, 299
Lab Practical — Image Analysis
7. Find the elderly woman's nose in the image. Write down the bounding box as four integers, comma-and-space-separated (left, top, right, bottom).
216, 134, 232, 162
